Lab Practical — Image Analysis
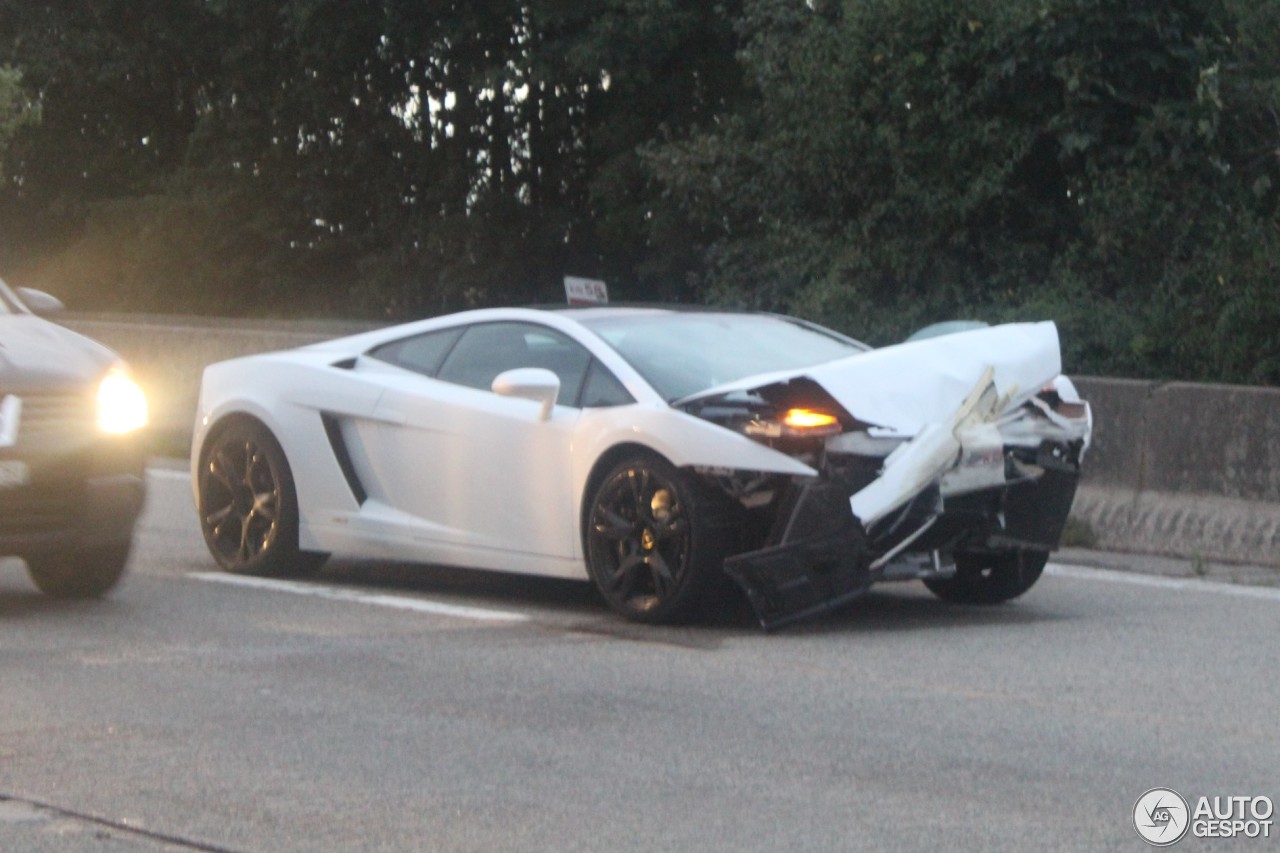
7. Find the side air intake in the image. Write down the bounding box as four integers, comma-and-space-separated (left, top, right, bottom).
320, 413, 368, 505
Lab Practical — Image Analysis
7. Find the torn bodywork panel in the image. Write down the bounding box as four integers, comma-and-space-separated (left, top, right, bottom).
682, 322, 1092, 629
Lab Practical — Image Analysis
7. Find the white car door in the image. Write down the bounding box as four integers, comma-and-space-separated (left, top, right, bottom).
348, 322, 590, 562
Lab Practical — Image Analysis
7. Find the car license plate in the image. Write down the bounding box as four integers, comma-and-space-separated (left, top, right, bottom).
0, 459, 30, 490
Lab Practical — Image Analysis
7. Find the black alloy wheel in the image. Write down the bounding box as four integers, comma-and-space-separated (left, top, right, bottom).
923, 549, 1048, 604
585, 453, 729, 623
198, 419, 325, 577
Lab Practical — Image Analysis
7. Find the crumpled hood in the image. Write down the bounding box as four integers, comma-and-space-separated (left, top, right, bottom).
0, 314, 119, 390
679, 321, 1063, 436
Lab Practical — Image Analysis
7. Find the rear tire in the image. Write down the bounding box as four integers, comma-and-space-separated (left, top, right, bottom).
25, 541, 131, 598
923, 550, 1047, 604
584, 453, 733, 624
197, 419, 327, 577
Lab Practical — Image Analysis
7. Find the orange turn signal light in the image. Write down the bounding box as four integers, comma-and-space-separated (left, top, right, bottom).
781, 408, 840, 431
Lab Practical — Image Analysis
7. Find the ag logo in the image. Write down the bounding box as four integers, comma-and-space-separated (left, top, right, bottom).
1134, 788, 1191, 846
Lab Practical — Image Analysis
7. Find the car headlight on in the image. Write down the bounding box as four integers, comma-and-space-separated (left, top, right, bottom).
744, 407, 843, 439
97, 367, 148, 434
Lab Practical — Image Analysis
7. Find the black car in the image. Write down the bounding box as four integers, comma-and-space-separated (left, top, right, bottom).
0, 278, 147, 596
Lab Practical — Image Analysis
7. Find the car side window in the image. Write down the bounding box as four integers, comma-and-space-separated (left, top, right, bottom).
436, 322, 593, 407
367, 327, 463, 376
578, 360, 634, 408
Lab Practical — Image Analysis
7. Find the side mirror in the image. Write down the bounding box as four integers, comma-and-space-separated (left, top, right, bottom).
16, 287, 66, 315
492, 368, 560, 421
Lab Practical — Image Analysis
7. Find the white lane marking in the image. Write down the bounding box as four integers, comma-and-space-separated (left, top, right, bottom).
148, 468, 191, 481
190, 572, 530, 622
1048, 562, 1280, 601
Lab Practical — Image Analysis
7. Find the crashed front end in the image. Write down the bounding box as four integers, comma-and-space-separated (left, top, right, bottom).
680, 322, 1092, 629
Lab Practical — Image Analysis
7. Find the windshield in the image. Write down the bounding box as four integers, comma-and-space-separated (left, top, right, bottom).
580, 312, 868, 401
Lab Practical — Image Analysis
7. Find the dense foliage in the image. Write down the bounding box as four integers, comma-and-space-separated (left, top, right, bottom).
0, 0, 1277, 382
0, 64, 38, 180
0, 0, 742, 316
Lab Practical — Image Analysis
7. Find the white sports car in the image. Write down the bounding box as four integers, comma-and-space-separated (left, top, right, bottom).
191, 307, 1092, 628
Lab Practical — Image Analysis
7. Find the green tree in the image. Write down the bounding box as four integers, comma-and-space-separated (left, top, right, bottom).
0, 65, 39, 180
0, 0, 226, 304
0, 1, 744, 316
650, 0, 1280, 383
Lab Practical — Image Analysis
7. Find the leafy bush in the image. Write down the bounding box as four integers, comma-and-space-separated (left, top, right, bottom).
650, 0, 1280, 383
0, 65, 38, 180
1, 0, 1278, 385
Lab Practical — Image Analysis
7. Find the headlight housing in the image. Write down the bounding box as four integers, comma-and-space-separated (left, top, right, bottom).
97, 367, 148, 434
744, 408, 844, 439
684, 389, 850, 456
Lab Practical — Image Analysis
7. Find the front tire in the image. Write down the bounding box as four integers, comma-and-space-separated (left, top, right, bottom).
197, 419, 326, 577
25, 541, 131, 598
923, 550, 1048, 604
585, 454, 731, 624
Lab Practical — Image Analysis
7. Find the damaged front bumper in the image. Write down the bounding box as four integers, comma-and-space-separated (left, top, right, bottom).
715, 374, 1092, 629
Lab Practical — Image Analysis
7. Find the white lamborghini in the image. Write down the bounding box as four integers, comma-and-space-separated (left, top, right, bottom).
191, 307, 1092, 628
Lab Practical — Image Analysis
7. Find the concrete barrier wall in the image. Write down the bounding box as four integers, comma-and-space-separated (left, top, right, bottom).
58, 315, 1280, 569
1069, 377, 1280, 567
1075, 376, 1280, 502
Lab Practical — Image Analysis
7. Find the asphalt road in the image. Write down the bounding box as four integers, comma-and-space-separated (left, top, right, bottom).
1, 467, 1277, 852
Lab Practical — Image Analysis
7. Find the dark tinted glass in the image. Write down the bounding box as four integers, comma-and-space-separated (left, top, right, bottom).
578, 360, 634, 408
367, 327, 464, 376
437, 322, 592, 406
